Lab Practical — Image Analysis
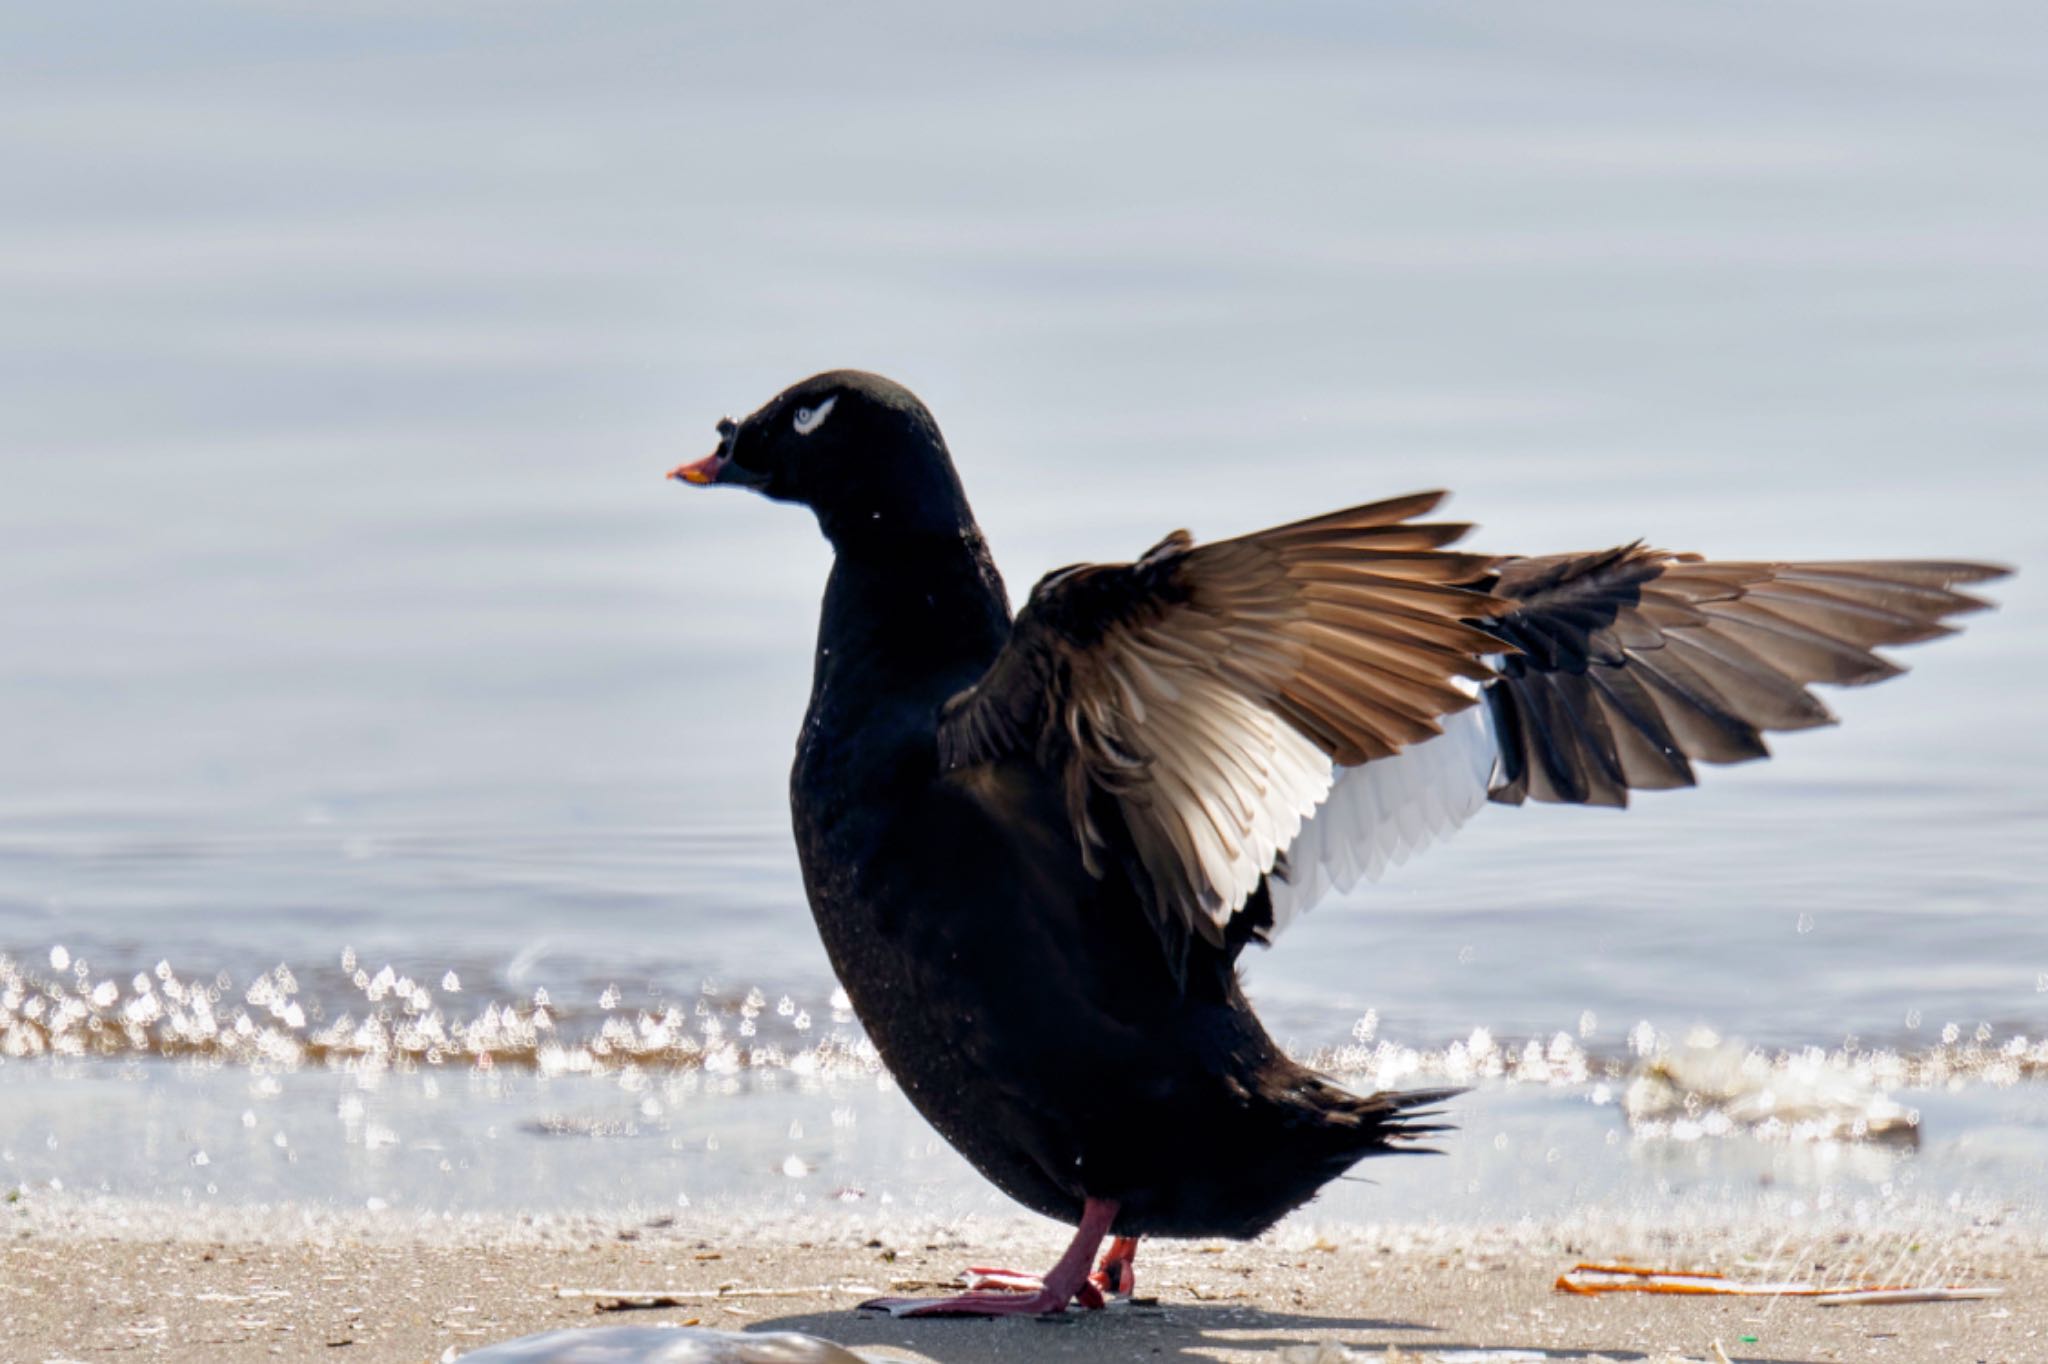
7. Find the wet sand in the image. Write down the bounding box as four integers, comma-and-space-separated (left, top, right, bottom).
3, 1205, 2042, 1363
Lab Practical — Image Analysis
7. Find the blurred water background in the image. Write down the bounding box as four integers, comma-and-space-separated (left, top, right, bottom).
2, 1, 2044, 1233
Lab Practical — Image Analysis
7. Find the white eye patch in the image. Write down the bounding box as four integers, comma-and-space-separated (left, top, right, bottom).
792, 395, 838, 436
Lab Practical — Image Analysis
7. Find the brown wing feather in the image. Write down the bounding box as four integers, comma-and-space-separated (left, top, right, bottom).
937, 491, 1509, 954
1481, 547, 2006, 807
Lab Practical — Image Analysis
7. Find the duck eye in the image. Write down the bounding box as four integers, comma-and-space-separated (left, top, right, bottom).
792, 394, 838, 436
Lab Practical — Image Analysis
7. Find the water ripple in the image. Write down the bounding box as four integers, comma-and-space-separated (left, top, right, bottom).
4, 950, 2042, 1149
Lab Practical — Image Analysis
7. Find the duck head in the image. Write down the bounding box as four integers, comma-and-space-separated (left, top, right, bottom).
670, 370, 976, 545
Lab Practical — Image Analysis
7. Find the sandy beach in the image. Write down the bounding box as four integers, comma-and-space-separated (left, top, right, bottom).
4, 1203, 2041, 1363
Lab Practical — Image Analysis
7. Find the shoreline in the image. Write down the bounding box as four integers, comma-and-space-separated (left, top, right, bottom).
5, 1203, 2042, 1362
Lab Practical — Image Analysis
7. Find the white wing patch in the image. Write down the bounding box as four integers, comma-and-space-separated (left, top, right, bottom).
1265, 699, 1500, 935
1100, 661, 1336, 930
793, 394, 838, 436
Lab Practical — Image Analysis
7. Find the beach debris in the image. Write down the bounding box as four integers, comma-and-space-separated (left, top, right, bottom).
1558, 1264, 1814, 1296
1290, 1346, 1734, 1364
454, 1325, 907, 1362
1622, 1034, 1917, 1144
1274, 1345, 1362, 1363
557, 1285, 881, 1313
1556, 1262, 2000, 1303
1275, 1348, 1561, 1363
1810, 1286, 2005, 1306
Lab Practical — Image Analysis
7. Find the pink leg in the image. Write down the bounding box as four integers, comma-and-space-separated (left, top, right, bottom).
1095, 1235, 1139, 1296
964, 1232, 1139, 1301
860, 1198, 1120, 1317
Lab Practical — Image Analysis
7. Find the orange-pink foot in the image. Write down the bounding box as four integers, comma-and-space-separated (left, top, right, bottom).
960, 1233, 1138, 1301
1096, 1235, 1139, 1296
857, 1199, 1121, 1318
858, 1284, 1098, 1318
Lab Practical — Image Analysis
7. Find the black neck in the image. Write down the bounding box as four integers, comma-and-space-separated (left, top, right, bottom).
809, 524, 1013, 726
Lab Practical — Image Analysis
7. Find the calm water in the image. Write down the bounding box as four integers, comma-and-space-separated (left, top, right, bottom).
2, 1, 2045, 1232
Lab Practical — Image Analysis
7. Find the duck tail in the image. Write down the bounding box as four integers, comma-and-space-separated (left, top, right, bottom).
1358, 1084, 1467, 1154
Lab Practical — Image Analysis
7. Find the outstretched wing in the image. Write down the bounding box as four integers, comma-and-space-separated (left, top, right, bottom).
936, 491, 1509, 953
1263, 700, 1499, 933
1266, 545, 2007, 926
1480, 547, 2007, 806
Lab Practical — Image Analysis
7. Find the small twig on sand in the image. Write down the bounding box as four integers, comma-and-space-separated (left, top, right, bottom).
1812, 1287, 2003, 1306
1556, 1263, 2002, 1305
556, 1284, 882, 1312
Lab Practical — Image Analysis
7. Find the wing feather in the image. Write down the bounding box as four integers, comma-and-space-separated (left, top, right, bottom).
1268, 543, 2006, 923
941, 507, 2007, 951
937, 491, 1507, 955
1484, 547, 2007, 806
